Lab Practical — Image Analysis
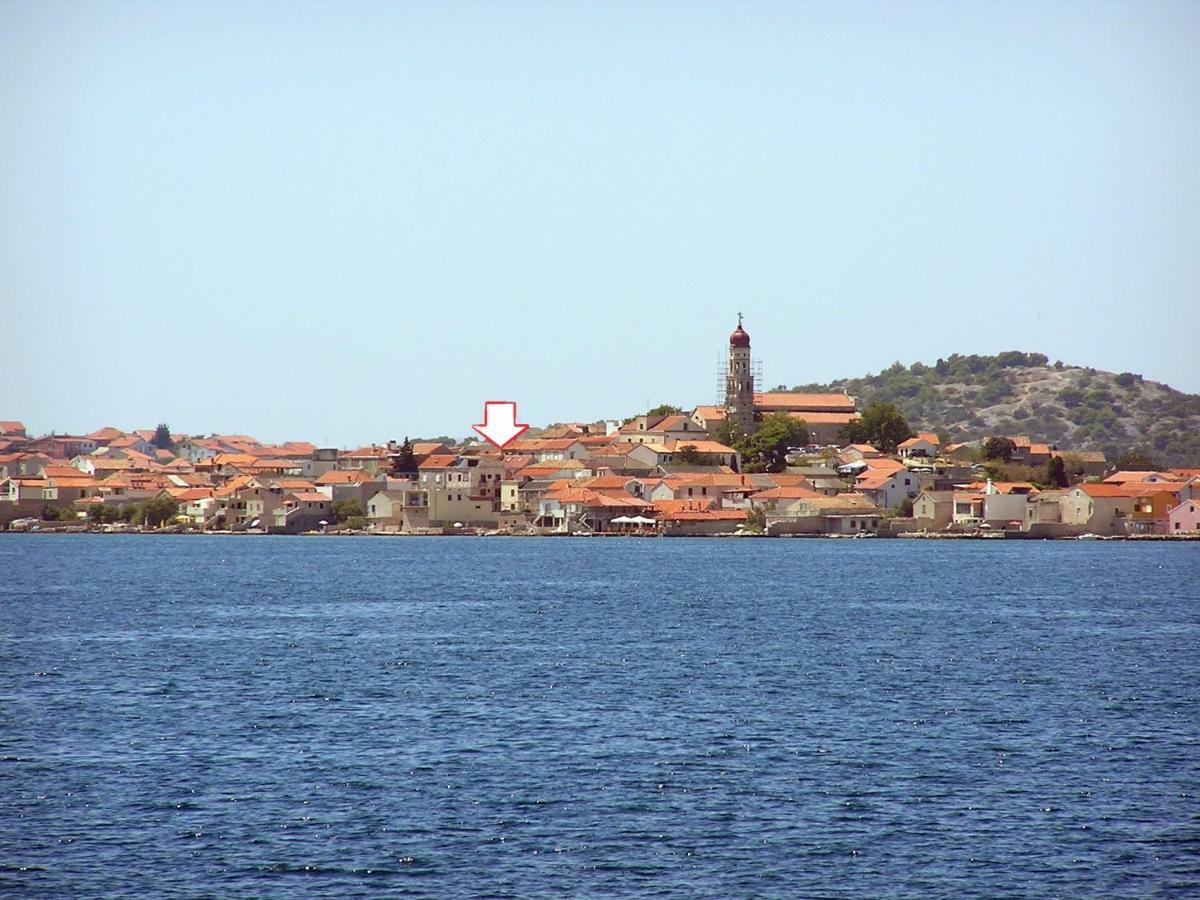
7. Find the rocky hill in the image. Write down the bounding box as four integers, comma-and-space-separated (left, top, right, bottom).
785, 352, 1200, 466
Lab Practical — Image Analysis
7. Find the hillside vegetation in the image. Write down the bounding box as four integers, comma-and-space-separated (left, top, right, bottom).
786, 352, 1200, 466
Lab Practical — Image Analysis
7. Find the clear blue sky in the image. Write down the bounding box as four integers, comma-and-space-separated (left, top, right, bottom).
3, 0, 1198, 447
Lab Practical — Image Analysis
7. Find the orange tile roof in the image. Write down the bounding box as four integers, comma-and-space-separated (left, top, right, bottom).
0, 421, 25, 433
1118, 481, 1188, 497
315, 469, 374, 484
418, 454, 459, 470
785, 411, 859, 424
754, 392, 856, 410
652, 498, 719, 514
899, 433, 939, 447
1103, 471, 1166, 484
864, 458, 906, 473
667, 439, 737, 454
1079, 483, 1131, 498
288, 492, 330, 503
664, 508, 748, 522
750, 485, 822, 500
988, 482, 1039, 494
412, 442, 450, 456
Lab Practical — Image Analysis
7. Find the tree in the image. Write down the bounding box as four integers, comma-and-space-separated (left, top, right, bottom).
152, 423, 175, 451
982, 436, 1017, 462
136, 494, 180, 527
742, 413, 810, 473
88, 503, 121, 524
674, 444, 719, 466
645, 403, 683, 418
390, 437, 419, 476
332, 499, 365, 523
1115, 448, 1159, 471
837, 402, 914, 454
714, 420, 746, 449
1046, 455, 1069, 488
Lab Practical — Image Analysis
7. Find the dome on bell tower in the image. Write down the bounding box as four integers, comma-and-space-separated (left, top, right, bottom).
729, 314, 750, 348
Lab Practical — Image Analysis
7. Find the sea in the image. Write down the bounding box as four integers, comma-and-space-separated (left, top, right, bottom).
1, 535, 1197, 898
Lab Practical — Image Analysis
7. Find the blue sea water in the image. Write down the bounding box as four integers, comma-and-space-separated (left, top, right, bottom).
1, 535, 1197, 898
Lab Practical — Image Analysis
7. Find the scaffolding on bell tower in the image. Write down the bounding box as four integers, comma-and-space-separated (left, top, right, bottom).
714, 353, 763, 407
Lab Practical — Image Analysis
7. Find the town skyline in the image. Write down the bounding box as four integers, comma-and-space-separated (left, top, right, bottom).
8, 338, 1200, 450
3, 2, 1199, 447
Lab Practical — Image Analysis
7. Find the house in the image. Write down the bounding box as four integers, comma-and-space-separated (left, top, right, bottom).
656, 505, 748, 536
616, 415, 712, 446
270, 492, 333, 534
1064, 451, 1108, 478
26, 435, 99, 459
764, 493, 883, 535
167, 487, 216, 525
912, 491, 955, 530
1103, 470, 1173, 485
176, 437, 224, 464
339, 445, 393, 475
534, 486, 652, 533
1120, 482, 1193, 535
315, 468, 381, 507
87, 426, 125, 447
855, 466, 922, 510
1168, 499, 1200, 534
416, 455, 504, 526
1023, 491, 1066, 532
952, 491, 985, 525
747, 485, 823, 514
897, 433, 940, 459
838, 444, 883, 464
1061, 484, 1136, 535
981, 481, 1039, 527
366, 483, 430, 531
0, 477, 51, 526
0, 421, 27, 438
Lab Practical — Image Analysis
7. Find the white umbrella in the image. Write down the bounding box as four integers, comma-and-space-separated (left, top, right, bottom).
630, 515, 656, 525
610, 515, 635, 524
318, 519, 329, 526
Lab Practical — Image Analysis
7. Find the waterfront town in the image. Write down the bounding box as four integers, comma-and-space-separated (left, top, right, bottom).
3, 318, 1199, 539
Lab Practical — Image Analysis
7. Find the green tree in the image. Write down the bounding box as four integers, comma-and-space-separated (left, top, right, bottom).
645, 403, 683, 418
744, 506, 767, 533
390, 437, 419, 476
88, 503, 121, 524
152, 423, 175, 451
743, 413, 810, 473
674, 444, 719, 466
332, 499, 366, 523
982, 436, 1017, 462
138, 494, 180, 527
1046, 455, 1069, 488
714, 420, 746, 449
837, 402, 915, 454
1115, 448, 1159, 471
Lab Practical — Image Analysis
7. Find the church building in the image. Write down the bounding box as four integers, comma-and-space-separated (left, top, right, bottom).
692, 316, 860, 445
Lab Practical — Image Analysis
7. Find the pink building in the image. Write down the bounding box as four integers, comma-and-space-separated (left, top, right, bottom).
1168, 499, 1200, 535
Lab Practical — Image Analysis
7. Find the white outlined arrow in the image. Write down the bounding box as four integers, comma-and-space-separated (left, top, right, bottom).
472, 401, 529, 449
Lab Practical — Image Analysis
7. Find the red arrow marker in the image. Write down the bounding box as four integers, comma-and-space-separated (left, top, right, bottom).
472, 401, 530, 449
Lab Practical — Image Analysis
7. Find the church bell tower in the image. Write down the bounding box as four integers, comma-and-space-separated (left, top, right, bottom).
724, 313, 756, 435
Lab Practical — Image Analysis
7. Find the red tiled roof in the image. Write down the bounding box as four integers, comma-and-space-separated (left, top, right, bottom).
755, 393, 857, 411
1079, 483, 1130, 498
315, 469, 374, 484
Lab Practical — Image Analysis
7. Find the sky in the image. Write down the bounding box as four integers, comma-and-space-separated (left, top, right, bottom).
2, 0, 1198, 447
